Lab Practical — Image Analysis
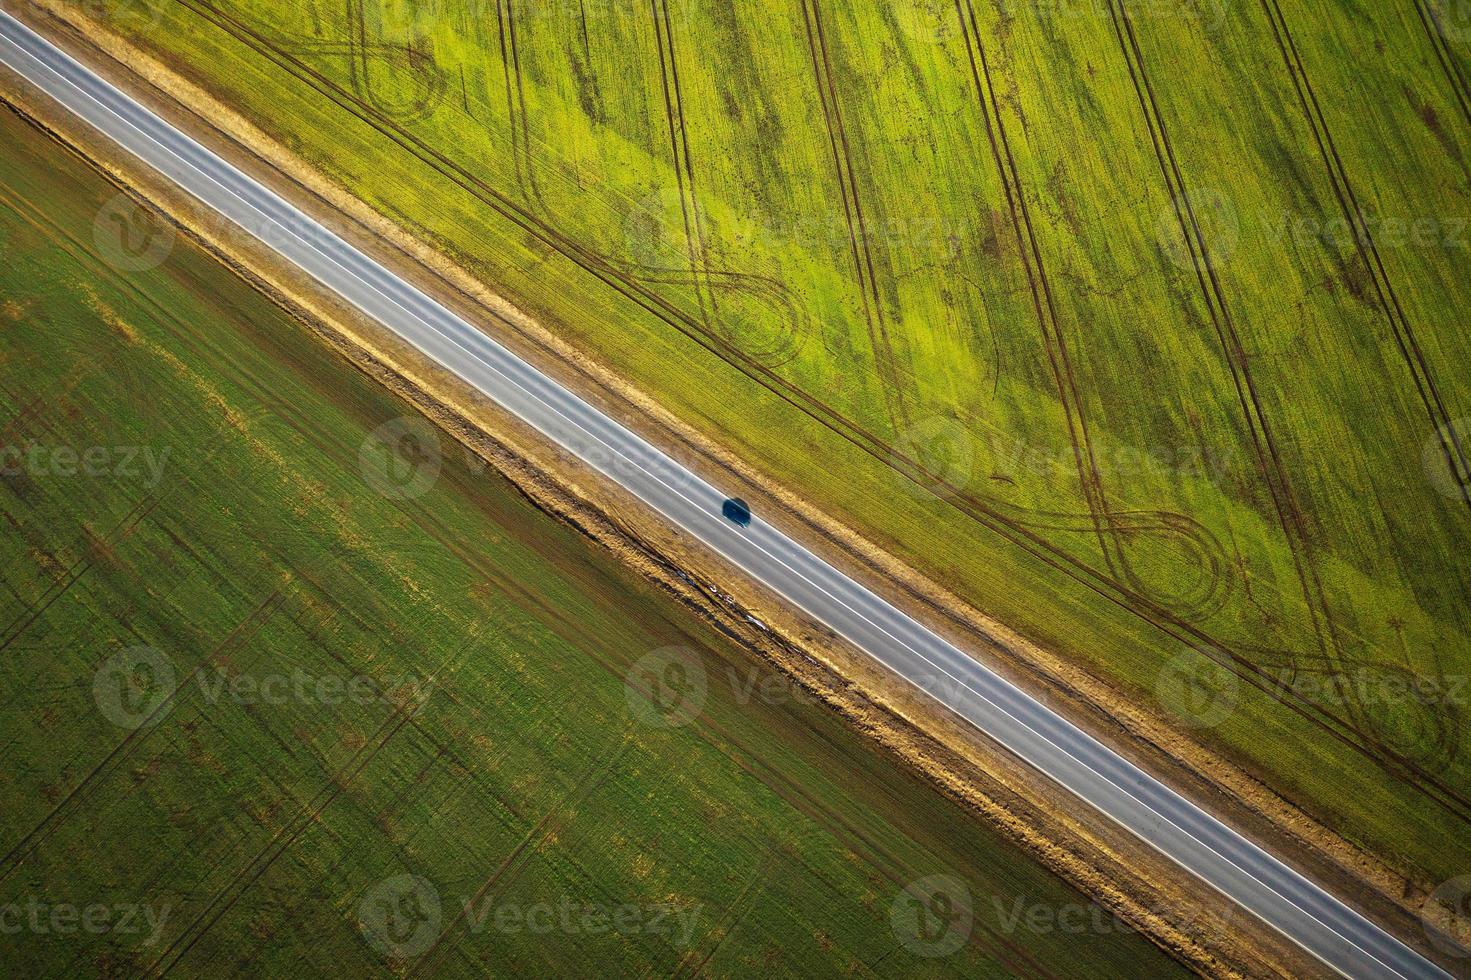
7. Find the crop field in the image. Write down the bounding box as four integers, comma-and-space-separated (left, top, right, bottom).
0, 102, 1186, 975
46, 0, 1471, 886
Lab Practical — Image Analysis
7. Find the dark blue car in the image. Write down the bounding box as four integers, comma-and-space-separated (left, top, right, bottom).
722, 497, 752, 527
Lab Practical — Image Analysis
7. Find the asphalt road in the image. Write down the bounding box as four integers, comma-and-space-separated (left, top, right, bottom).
0, 11, 1457, 977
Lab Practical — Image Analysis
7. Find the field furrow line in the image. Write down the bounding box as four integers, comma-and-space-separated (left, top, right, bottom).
1260, 0, 1471, 511
954, 0, 1121, 583
0, 581, 283, 883
1411, 0, 1471, 130
103, 0, 1471, 823
405, 735, 634, 977
650, 0, 715, 326
144, 659, 443, 978
801, 0, 911, 432
1104, 0, 1471, 810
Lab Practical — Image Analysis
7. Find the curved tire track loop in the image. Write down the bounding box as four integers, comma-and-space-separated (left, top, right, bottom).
163, 0, 1471, 820
1102, 0, 1463, 780
499, 0, 805, 369
952, 0, 1228, 623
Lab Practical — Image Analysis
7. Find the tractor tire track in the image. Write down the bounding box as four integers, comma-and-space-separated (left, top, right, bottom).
496, 0, 551, 216
1260, 0, 1471, 511
117, 1, 1471, 824
954, 0, 1228, 624
1106, 0, 1463, 793
0, 493, 157, 655
801, 0, 913, 432
288, 0, 445, 124
405, 735, 634, 977
0, 582, 283, 884
177, 0, 884, 489
499, 0, 803, 367
1411, 0, 1471, 131
652, 0, 716, 332
144, 677, 433, 978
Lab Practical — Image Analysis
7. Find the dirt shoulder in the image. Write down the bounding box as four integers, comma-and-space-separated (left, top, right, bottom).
2, 1, 1459, 973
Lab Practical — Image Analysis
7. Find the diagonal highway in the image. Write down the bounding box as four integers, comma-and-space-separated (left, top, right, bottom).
0, 10, 1457, 977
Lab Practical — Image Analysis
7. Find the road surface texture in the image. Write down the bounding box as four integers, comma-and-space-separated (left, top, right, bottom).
0, 11, 1456, 978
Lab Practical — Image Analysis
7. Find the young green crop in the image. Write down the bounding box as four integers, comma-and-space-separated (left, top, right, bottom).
0, 98, 1185, 975
67, 0, 1471, 886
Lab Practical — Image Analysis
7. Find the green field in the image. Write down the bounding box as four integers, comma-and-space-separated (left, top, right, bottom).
46, 0, 1471, 886
0, 101, 1188, 975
